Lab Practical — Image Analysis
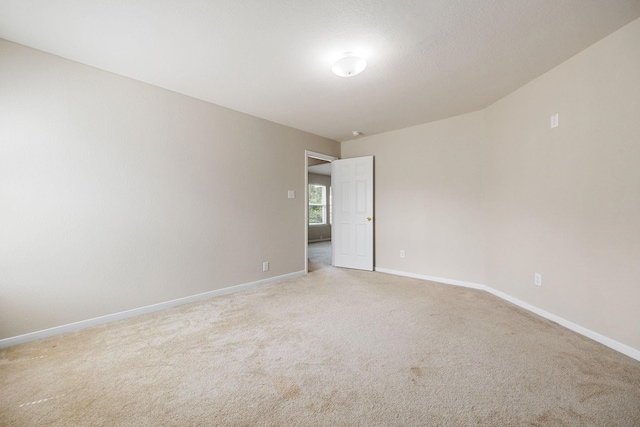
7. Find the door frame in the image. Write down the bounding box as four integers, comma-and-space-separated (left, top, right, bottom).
305, 150, 339, 273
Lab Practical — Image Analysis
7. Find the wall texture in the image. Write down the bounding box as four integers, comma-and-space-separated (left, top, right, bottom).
342, 111, 486, 284
0, 40, 339, 339
343, 18, 640, 353
307, 173, 332, 242
484, 17, 640, 350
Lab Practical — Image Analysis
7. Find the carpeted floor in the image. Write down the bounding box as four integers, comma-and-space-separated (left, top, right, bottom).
308, 240, 332, 272
1, 242, 639, 426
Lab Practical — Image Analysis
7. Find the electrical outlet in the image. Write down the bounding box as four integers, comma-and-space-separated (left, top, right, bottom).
550, 113, 559, 129
534, 273, 542, 286
263, 262, 269, 272
400, 250, 405, 258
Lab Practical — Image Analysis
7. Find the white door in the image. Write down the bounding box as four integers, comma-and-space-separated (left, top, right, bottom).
332, 156, 374, 271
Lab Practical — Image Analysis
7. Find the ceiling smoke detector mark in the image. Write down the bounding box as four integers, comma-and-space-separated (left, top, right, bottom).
551, 113, 559, 129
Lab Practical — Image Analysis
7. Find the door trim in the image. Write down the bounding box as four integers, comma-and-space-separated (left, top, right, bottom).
305, 150, 338, 273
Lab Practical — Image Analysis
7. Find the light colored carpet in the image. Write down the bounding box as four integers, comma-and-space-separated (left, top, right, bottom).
2, 248, 640, 426
308, 241, 332, 272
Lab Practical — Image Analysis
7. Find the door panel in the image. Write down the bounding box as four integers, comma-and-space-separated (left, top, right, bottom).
332, 156, 374, 271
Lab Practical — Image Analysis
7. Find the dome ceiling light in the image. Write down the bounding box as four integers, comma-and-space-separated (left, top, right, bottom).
332, 52, 367, 77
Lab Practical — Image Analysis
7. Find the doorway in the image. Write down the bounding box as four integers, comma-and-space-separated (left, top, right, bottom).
305, 150, 338, 273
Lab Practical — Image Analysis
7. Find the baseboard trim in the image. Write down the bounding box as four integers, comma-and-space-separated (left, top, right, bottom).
308, 238, 331, 243
484, 287, 640, 362
375, 267, 640, 362
0, 270, 305, 349
375, 268, 485, 290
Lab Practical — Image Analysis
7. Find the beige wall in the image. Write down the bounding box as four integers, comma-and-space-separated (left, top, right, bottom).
343, 17, 640, 352
2, 16, 639, 353
308, 173, 332, 242
342, 111, 486, 284
484, 18, 640, 350
0, 39, 339, 339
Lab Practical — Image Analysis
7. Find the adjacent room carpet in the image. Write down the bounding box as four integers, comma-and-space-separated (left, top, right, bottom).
2, 242, 639, 426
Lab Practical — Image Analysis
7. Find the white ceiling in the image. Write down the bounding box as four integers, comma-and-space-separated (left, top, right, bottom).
1, 1, 639, 142
308, 163, 332, 177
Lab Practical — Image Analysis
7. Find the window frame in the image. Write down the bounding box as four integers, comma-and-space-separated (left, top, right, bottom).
308, 183, 327, 226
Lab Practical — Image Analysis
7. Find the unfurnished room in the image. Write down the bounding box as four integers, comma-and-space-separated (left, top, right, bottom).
1, 1, 640, 425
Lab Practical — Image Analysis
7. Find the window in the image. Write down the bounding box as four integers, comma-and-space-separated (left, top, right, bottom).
308, 184, 327, 225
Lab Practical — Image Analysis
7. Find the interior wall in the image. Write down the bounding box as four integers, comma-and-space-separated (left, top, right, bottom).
342, 111, 486, 284
0, 39, 340, 339
307, 173, 331, 242
484, 17, 640, 350
343, 17, 640, 353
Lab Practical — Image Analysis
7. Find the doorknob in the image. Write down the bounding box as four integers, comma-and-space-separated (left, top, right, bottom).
367, 217, 372, 221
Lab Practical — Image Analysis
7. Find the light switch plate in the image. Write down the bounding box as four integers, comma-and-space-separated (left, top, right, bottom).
288, 190, 295, 199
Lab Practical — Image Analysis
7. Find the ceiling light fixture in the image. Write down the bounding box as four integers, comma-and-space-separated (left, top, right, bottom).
332, 52, 367, 77
352, 131, 363, 137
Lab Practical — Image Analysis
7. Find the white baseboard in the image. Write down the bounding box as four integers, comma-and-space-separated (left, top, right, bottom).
375, 267, 640, 362
375, 268, 485, 290
0, 270, 305, 349
308, 238, 331, 243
